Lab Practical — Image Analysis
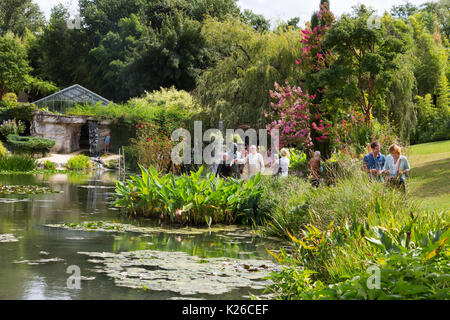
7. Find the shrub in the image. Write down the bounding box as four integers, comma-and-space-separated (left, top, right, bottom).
1, 92, 17, 104
6, 134, 55, 156
106, 159, 118, 169
6, 102, 38, 122
0, 141, 6, 157
0, 154, 37, 172
288, 148, 308, 173
0, 119, 25, 137
66, 155, 92, 170
129, 120, 173, 173
43, 160, 56, 170
413, 94, 450, 144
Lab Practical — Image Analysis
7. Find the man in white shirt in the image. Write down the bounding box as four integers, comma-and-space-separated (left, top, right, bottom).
234, 145, 264, 180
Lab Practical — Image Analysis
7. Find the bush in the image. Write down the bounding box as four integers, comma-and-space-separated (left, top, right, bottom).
6, 134, 55, 156
66, 155, 92, 170
1, 92, 17, 104
413, 94, 450, 144
43, 160, 56, 170
0, 141, 6, 157
5, 102, 38, 122
0, 119, 25, 137
288, 148, 308, 173
106, 159, 118, 169
114, 166, 263, 225
0, 154, 37, 172
129, 120, 173, 173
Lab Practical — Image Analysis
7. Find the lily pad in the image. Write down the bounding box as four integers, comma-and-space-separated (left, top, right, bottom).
0, 185, 59, 195
0, 234, 19, 243
13, 257, 64, 265
78, 250, 281, 296
45, 221, 256, 236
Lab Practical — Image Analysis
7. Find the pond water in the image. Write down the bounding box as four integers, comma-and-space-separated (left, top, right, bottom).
0, 171, 282, 300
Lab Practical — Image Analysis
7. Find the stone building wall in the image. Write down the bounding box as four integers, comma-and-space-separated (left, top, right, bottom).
31, 112, 111, 154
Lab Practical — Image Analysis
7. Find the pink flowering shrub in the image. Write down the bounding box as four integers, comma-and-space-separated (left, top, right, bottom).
265, 82, 333, 150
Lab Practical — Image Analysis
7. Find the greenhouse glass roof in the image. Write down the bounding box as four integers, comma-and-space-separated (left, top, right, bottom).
33, 84, 110, 112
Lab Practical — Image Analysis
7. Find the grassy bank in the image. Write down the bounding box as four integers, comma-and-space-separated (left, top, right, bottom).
406, 140, 450, 212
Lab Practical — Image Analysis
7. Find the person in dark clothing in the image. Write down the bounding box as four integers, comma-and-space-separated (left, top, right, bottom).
216, 153, 234, 179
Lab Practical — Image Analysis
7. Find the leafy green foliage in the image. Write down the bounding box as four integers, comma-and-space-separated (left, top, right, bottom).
413, 94, 450, 143
0, 0, 45, 37
114, 165, 263, 225
0, 32, 31, 96
43, 160, 56, 170
288, 149, 307, 172
319, 6, 407, 125
6, 134, 55, 156
66, 155, 92, 171
0, 141, 6, 157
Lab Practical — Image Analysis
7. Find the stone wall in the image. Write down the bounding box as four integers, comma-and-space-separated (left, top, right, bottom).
31, 112, 111, 154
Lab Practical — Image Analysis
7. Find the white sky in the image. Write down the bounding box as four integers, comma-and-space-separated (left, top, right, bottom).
35, 0, 432, 26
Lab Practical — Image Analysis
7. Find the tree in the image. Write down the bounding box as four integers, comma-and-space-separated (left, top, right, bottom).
319, 5, 406, 125
28, 5, 91, 90
390, 2, 418, 19
0, 0, 45, 37
241, 9, 271, 32
410, 13, 448, 97
194, 17, 303, 129
0, 32, 32, 96
436, 72, 449, 109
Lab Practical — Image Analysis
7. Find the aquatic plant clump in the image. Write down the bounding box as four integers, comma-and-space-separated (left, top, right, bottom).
0, 154, 38, 172
0, 185, 58, 195
78, 250, 281, 295
114, 166, 264, 225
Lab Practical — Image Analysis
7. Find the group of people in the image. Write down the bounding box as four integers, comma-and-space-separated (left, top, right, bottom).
212, 145, 291, 180
362, 141, 411, 191
212, 140, 411, 192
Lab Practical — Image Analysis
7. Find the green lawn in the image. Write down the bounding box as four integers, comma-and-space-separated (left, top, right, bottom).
404, 140, 450, 212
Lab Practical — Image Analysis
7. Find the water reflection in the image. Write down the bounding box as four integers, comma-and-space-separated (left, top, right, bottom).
0, 171, 280, 300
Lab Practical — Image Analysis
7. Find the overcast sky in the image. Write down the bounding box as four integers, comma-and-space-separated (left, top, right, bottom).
35, 0, 432, 26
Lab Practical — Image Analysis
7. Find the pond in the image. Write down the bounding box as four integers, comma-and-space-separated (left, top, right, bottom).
0, 171, 283, 300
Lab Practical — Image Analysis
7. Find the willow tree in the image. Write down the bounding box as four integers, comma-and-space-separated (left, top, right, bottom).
194, 16, 303, 129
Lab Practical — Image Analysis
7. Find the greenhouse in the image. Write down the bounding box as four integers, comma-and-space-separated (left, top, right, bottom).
33, 84, 110, 113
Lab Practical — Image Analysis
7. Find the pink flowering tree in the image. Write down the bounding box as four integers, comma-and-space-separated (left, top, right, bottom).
296, 1, 335, 77
265, 81, 333, 151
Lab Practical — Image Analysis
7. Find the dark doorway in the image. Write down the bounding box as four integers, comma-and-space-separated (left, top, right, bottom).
79, 123, 90, 150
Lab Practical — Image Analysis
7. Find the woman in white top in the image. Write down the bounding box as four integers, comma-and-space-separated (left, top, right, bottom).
274, 148, 290, 177
235, 145, 264, 180
382, 144, 410, 191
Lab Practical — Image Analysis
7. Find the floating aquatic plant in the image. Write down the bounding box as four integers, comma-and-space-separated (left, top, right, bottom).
0, 185, 59, 195
45, 221, 255, 236
0, 234, 19, 243
78, 250, 281, 295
